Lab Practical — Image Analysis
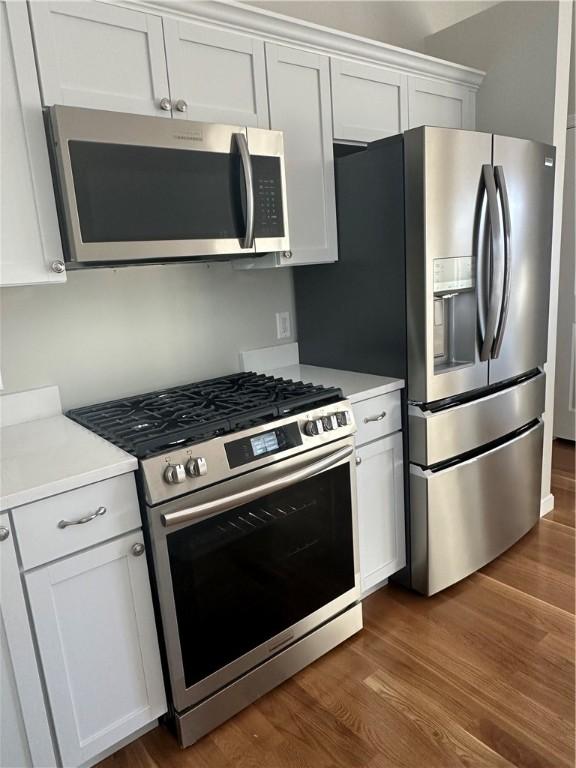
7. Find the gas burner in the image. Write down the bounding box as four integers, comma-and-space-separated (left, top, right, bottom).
67, 372, 343, 458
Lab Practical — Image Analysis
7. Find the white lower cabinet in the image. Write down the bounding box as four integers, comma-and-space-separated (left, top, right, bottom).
25, 530, 166, 768
353, 396, 406, 595
0, 514, 57, 768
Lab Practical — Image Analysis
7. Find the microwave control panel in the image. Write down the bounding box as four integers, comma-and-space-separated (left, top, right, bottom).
252, 156, 284, 238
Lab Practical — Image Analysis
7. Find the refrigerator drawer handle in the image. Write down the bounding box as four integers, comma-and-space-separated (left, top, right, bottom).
492, 166, 512, 359
161, 444, 354, 528
479, 165, 505, 362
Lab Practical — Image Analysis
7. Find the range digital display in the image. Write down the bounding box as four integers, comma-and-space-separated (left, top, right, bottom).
225, 423, 303, 469
250, 431, 280, 457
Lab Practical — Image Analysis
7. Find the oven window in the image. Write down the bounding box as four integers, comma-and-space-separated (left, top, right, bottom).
69, 141, 246, 242
167, 463, 355, 689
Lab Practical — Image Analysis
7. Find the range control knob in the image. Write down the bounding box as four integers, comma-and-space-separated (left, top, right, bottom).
304, 418, 324, 437
186, 457, 208, 477
164, 463, 186, 484
335, 411, 352, 427
322, 415, 338, 431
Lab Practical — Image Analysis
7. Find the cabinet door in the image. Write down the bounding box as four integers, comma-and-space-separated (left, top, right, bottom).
331, 58, 408, 143
0, 515, 56, 768
356, 432, 406, 595
29, 2, 170, 116
163, 19, 268, 127
1, 1, 65, 286
266, 44, 338, 266
408, 76, 475, 130
26, 532, 166, 767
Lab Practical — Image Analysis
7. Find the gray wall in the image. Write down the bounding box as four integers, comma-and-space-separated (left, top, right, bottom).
0, 263, 295, 409
569, 3, 575, 117
426, 1, 559, 143
244, 1, 497, 52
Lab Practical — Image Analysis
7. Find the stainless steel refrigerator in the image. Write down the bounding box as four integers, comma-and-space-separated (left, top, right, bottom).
294, 126, 555, 595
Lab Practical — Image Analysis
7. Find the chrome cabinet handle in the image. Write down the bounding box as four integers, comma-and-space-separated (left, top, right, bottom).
51, 260, 66, 274
159, 97, 172, 111
234, 133, 255, 249
492, 165, 512, 359
58, 506, 106, 529
131, 542, 145, 557
479, 165, 505, 362
0, 527, 9, 542
363, 411, 386, 423
162, 445, 354, 528
355, 456, 362, 466
175, 99, 187, 113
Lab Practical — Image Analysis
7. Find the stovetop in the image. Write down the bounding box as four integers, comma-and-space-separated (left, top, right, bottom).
67, 372, 343, 458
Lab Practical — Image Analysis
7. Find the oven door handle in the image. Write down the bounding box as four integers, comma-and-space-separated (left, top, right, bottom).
161, 444, 354, 528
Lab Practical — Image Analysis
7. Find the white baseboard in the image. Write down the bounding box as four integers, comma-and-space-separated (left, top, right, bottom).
540, 493, 555, 516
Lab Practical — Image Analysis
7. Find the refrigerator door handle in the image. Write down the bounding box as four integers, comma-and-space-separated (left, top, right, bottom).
492, 165, 512, 358
479, 165, 505, 362
473, 171, 489, 349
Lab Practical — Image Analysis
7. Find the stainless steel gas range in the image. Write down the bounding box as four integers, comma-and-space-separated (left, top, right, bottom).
68, 373, 362, 746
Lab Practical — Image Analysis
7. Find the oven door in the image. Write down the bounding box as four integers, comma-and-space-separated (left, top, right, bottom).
147, 437, 359, 713
48, 106, 289, 264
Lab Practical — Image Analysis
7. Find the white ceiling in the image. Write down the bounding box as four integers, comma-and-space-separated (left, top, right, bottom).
242, 1, 500, 53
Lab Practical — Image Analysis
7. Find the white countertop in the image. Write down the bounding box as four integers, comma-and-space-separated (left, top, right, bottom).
263, 364, 404, 403
1, 415, 137, 512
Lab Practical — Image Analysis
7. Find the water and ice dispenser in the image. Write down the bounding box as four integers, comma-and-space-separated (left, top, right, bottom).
432, 256, 476, 374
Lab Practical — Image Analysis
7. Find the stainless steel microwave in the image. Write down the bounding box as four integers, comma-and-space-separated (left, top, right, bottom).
46, 106, 290, 266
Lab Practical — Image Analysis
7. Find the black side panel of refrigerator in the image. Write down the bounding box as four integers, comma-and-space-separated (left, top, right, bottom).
294, 136, 407, 379
294, 135, 413, 589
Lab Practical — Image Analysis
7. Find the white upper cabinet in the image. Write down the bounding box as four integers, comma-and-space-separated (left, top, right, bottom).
0, 515, 56, 768
265, 44, 337, 266
163, 19, 269, 127
29, 2, 170, 116
407, 76, 475, 130
1, 0, 65, 287
331, 58, 408, 143
26, 531, 166, 768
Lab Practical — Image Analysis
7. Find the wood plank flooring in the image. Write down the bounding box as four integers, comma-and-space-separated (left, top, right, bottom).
99, 440, 575, 768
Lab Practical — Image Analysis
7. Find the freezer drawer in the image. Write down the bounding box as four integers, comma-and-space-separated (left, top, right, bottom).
410, 420, 543, 595
409, 371, 545, 466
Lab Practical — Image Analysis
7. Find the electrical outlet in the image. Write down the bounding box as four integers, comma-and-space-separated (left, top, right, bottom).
276, 311, 291, 340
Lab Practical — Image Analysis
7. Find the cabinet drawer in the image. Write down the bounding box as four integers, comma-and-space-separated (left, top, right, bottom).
353, 391, 401, 446
13, 474, 140, 570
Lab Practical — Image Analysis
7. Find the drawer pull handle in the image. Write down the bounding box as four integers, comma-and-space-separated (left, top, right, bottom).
364, 411, 387, 424
0, 527, 10, 542
131, 542, 145, 557
58, 506, 107, 529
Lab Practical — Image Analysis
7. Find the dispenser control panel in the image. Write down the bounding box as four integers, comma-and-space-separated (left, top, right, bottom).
433, 256, 474, 293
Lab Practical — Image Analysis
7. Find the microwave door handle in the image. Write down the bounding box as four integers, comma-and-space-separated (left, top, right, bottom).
492, 165, 512, 358
234, 133, 255, 249
161, 444, 353, 528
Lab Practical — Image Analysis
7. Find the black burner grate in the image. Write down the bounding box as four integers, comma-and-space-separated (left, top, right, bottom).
67, 372, 343, 458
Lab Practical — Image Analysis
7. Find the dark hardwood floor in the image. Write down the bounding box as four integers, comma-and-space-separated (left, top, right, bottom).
99, 440, 575, 768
